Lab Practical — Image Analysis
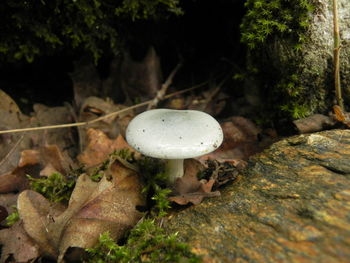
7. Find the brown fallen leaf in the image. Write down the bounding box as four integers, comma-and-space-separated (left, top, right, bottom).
199, 116, 261, 162
17, 190, 65, 257
77, 97, 134, 151
204, 160, 242, 189
0, 193, 18, 214
0, 193, 18, 227
18, 160, 145, 261
39, 145, 73, 175
18, 149, 41, 167
0, 145, 72, 194
0, 221, 40, 263
0, 89, 22, 114
293, 114, 336, 134
0, 165, 39, 194
78, 128, 136, 167
31, 103, 76, 158
0, 206, 7, 226
169, 179, 220, 205
333, 105, 350, 128
169, 159, 220, 205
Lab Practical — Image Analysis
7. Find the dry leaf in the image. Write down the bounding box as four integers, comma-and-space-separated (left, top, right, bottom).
78, 128, 135, 167
293, 114, 336, 134
120, 47, 162, 100
17, 190, 63, 257
0, 206, 7, 226
0, 166, 38, 193
0, 89, 21, 114
0, 193, 18, 225
18, 160, 145, 261
0, 221, 40, 263
169, 159, 220, 205
0, 145, 72, 194
18, 150, 41, 167
169, 179, 220, 205
77, 97, 134, 151
333, 105, 350, 127
31, 104, 76, 157
199, 116, 261, 162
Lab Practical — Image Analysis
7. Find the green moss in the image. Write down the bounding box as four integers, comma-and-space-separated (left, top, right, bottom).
90, 149, 136, 182
86, 155, 200, 262
138, 157, 171, 218
5, 206, 20, 226
241, 0, 314, 50
86, 219, 201, 263
1, 0, 183, 63
240, 0, 318, 119
28, 172, 75, 203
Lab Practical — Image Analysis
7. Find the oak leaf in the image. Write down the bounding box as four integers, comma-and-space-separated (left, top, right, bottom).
18, 160, 145, 261
0, 221, 40, 263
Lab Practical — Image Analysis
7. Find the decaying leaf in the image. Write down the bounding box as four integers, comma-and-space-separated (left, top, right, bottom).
120, 46, 162, 101
31, 104, 76, 157
199, 116, 261, 161
78, 97, 134, 151
204, 159, 242, 189
169, 159, 243, 205
0, 206, 7, 226
0, 194, 18, 215
0, 221, 40, 263
293, 114, 336, 134
333, 105, 350, 128
169, 179, 220, 205
78, 128, 136, 167
17, 190, 63, 257
0, 165, 39, 194
169, 159, 220, 205
18, 160, 145, 261
0, 145, 72, 194
0, 89, 22, 114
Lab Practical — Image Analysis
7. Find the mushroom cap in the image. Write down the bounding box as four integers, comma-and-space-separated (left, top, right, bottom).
126, 109, 223, 159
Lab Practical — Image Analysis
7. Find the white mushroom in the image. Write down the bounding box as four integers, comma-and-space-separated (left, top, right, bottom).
126, 109, 223, 183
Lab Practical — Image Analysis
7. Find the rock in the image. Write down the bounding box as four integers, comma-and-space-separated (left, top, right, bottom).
164, 129, 350, 262
243, 0, 350, 118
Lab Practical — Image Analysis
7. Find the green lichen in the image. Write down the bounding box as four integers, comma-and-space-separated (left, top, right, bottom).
86, 219, 201, 263
240, 0, 318, 119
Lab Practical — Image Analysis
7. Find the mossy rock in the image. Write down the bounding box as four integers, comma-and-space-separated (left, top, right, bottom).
242, 0, 350, 119
164, 129, 350, 262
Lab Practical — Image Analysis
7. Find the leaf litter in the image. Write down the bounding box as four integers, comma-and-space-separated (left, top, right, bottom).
2, 86, 343, 262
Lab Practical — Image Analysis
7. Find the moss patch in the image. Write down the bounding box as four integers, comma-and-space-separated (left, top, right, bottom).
240, 0, 320, 120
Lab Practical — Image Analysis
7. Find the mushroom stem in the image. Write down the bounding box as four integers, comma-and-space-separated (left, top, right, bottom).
165, 159, 184, 184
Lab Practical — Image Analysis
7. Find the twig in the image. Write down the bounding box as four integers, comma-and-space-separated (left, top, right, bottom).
197, 74, 230, 111
0, 83, 206, 135
147, 61, 183, 110
333, 0, 344, 110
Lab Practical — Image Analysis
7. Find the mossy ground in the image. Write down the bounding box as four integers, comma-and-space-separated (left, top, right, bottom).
8, 149, 200, 262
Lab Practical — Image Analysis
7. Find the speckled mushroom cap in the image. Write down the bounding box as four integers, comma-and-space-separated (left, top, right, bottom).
126, 109, 223, 159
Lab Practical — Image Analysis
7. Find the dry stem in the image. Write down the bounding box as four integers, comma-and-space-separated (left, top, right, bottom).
333, 0, 344, 110
0, 83, 206, 135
